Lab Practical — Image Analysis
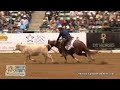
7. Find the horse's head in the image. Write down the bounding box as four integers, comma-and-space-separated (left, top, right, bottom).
48, 40, 56, 47
48, 39, 62, 48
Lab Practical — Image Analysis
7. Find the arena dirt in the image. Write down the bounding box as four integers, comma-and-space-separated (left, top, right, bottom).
0, 53, 120, 79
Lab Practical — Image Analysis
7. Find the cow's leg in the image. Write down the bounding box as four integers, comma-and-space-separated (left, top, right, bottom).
42, 53, 52, 64
70, 54, 80, 63
24, 55, 29, 64
28, 55, 31, 60
28, 55, 36, 62
44, 56, 47, 64
46, 53, 54, 63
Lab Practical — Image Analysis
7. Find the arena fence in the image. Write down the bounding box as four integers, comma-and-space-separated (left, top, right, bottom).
0, 32, 120, 53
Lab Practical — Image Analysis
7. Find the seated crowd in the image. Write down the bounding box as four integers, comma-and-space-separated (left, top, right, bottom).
0, 11, 33, 33
40, 11, 120, 33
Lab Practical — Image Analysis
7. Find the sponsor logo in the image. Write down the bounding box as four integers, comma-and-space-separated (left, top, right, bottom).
100, 33, 106, 43
0, 34, 8, 41
5, 65, 26, 76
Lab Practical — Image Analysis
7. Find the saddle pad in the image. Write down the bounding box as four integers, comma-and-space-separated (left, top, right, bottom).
65, 38, 76, 50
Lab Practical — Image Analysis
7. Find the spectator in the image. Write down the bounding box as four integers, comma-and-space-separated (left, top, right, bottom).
66, 25, 71, 32
42, 11, 120, 33
116, 15, 120, 27
70, 11, 76, 18
74, 26, 80, 33
102, 20, 110, 31
2, 25, 8, 33
88, 16, 96, 30
55, 17, 61, 28
20, 15, 29, 28
0, 22, 3, 32
109, 19, 116, 27
49, 17, 56, 30
79, 25, 87, 32
20, 21, 26, 30
39, 19, 49, 32
16, 24, 23, 33
0, 11, 32, 33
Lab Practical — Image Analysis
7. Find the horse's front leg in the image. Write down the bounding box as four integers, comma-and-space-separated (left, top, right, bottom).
64, 55, 67, 63
62, 50, 68, 63
70, 54, 80, 63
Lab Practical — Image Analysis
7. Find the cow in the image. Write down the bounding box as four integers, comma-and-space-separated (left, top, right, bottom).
14, 43, 54, 64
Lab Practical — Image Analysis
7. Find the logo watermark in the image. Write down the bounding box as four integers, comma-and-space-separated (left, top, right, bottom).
78, 72, 114, 76
5, 65, 26, 76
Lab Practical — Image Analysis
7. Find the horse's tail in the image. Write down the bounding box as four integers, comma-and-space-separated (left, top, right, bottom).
88, 50, 98, 55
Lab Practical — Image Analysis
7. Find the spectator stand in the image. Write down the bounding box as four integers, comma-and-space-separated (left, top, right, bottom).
0, 11, 33, 33
40, 11, 120, 33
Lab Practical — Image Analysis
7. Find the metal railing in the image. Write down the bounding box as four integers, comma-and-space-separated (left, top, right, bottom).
1, 27, 120, 33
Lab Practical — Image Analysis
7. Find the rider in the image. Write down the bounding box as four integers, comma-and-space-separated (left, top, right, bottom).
56, 25, 73, 56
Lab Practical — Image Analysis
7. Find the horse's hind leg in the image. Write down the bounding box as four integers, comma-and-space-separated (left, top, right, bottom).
70, 54, 80, 63
86, 53, 94, 63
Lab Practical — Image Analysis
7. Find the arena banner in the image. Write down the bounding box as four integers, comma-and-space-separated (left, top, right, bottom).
87, 32, 120, 50
0, 32, 86, 51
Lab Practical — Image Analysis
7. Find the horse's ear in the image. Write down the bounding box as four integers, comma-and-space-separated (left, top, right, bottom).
48, 40, 50, 43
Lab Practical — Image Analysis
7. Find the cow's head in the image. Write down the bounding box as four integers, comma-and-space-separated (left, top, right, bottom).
15, 43, 21, 50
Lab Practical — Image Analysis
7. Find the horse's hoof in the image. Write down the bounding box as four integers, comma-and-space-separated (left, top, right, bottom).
60, 55, 64, 57
92, 59, 95, 61
38, 62, 42, 64
52, 62, 59, 64
88, 61, 92, 63
52, 61, 54, 63
77, 61, 80, 63
31, 59, 36, 62
64, 62, 67, 64
32, 60, 36, 62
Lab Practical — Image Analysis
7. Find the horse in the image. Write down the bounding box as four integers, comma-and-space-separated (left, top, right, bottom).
48, 39, 98, 63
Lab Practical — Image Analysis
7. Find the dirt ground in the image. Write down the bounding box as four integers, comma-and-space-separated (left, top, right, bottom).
0, 53, 120, 79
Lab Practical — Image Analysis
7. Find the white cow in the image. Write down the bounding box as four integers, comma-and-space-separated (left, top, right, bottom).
15, 43, 54, 64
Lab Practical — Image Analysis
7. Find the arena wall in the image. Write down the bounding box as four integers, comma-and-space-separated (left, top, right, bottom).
0, 32, 86, 53
0, 32, 120, 53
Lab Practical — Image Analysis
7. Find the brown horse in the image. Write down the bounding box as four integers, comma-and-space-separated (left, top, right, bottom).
48, 39, 98, 63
